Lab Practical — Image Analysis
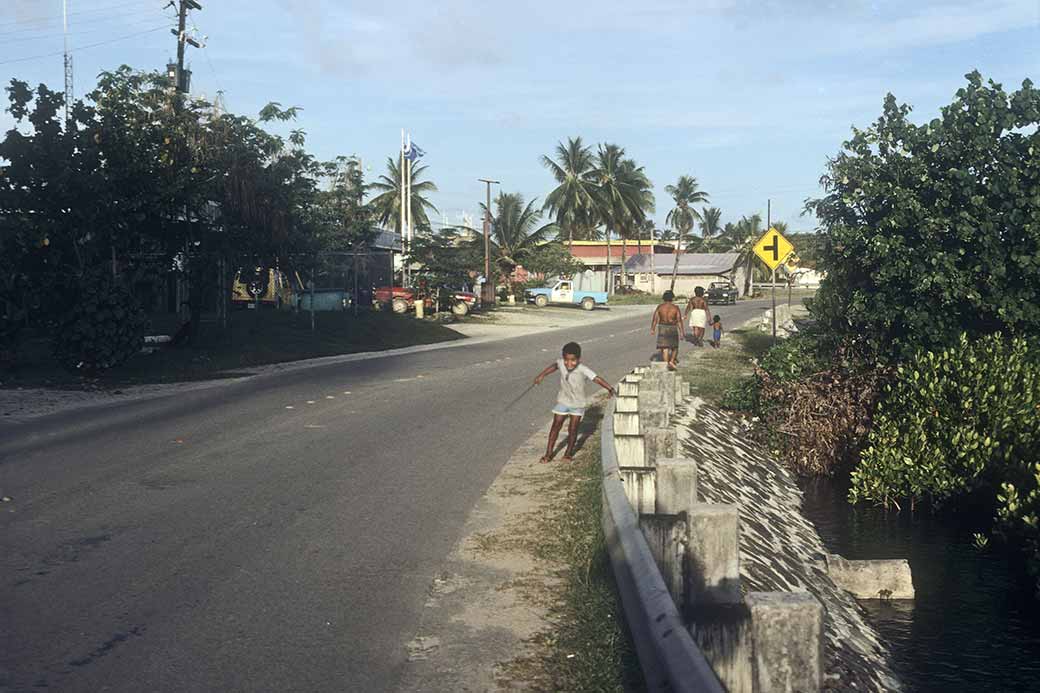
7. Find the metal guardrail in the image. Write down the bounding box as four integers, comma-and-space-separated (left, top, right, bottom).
600, 398, 725, 693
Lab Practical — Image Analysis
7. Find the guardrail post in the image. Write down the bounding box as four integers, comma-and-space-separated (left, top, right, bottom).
615, 395, 640, 413
655, 458, 698, 515
675, 374, 686, 404
614, 433, 648, 467
645, 426, 678, 466
619, 467, 656, 514
613, 411, 641, 436
687, 504, 742, 606
639, 514, 687, 610
746, 592, 824, 693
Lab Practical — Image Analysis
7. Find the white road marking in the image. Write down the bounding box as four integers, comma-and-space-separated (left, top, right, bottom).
305, 424, 325, 429
285, 406, 295, 410
325, 395, 335, 400
343, 391, 352, 395
307, 400, 316, 405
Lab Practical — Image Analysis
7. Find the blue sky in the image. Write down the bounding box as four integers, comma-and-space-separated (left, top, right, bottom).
2, 0, 1038, 232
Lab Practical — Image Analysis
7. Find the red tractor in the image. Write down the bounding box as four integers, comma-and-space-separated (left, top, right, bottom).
372, 286, 478, 316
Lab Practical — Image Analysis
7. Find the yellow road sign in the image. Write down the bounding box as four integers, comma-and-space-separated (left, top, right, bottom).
753, 228, 795, 271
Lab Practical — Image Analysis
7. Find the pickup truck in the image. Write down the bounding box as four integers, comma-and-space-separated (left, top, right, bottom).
525, 279, 607, 311
706, 281, 738, 305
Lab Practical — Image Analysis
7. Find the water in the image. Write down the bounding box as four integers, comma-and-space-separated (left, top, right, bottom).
800, 477, 1040, 693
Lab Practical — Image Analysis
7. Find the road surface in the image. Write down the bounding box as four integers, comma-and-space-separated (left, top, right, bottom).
0, 299, 773, 692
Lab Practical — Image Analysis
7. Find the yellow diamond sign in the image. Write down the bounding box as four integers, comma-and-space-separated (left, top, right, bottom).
753, 228, 795, 271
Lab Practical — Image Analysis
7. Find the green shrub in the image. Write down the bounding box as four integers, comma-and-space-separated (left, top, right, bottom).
758, 331, 830, 382
851, 333, 1040, 580
53, 273, 147, 372
806, 73, 1040, 364
720, 376, 760, 412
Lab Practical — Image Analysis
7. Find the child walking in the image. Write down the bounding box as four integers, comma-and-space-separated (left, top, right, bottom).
711, 314, 723, 349
533, 341, 615, 463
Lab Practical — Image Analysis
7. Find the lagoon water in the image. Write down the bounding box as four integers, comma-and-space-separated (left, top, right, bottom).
800, 477, 1040, 693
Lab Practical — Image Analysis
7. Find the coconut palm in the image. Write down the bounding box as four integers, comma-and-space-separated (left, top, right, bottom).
613, 158, 655, 287
664, 176, 710, 291
368, 156, 438, 234
721, 214, 763, 296
481, 192, 557, 295
542, 137, 597, 252
592, 144, 650, 293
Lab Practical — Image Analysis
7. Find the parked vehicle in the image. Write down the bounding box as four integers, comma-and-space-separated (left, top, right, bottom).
706, 281, 738, 305
232, 267, 298, 309
525, 278, 608, 311
372, 286, 478, 316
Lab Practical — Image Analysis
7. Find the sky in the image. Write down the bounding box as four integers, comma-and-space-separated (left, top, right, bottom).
1, 0, 1038, 233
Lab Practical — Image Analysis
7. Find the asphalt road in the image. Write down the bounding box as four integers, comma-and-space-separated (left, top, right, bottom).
0, 299, 772, 693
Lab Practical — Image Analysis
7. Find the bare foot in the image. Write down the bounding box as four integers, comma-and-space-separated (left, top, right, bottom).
562, 455, 574, 463
539, 455, 553, 464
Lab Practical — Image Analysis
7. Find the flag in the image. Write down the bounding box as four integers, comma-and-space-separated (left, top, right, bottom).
403, 141, 425, 161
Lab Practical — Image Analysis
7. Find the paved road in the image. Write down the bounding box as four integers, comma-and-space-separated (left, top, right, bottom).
0, 299, 772, 692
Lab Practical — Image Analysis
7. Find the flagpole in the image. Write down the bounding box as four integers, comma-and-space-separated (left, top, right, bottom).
406, 132, 414, 287
400, 129, 406, 286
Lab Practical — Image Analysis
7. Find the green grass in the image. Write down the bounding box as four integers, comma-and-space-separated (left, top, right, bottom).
1, 308, 462, 389
500, 408, 645, 692
678, 328, 765, 404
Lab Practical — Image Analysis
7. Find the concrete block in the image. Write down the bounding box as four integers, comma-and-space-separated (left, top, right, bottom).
614, 434, 648, 468
645, 426, 678, 466
613, 412, 641, 436
689, 604, 754, 693
746, 592, 824, 693
620, 467, 656, 515
675, 374, 685, 404
615, 395, 639, 413
639, 513, 687, 611
686, 504, 742, 605
822, 554, 915, 600
639, 362, 677, 414
618, 381, 640, 397
638, 406, 669, 431
655, 458, 698, 515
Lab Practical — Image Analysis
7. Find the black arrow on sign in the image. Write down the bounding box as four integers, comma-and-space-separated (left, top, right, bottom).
764, 234, 780, 262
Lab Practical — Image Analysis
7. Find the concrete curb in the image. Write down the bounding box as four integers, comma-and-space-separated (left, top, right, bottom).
600, 397, 725, 693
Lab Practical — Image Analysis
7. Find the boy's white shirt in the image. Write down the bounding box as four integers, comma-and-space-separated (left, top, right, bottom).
556, 359, 597, 408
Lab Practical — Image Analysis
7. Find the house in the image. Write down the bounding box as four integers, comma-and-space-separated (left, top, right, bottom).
788, 267, 825, 288
624, 252, 750, 297
564, 240, 675, 292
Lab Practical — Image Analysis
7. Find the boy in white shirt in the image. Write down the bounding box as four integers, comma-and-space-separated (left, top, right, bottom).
533, 341, 615, 463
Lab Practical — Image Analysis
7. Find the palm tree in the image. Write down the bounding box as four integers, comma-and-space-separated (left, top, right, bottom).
721, 214, 763, 296
700, 206, 722, 251
593, 144, 650, 293
482, 192, 557, 296
616, 158, 655, 287
368, 156, 438, 234
770, 220, 789, 234
542, 137, 597, 253
664, 176, 710, 291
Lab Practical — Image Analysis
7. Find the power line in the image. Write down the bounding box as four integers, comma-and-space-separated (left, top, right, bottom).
0, 24, 171, 66
0, 0, 159, 28
2, 14, 174, 43
0, 6, 169, 38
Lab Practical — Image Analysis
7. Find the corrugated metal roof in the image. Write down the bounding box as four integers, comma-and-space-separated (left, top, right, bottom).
624, 252, 741, 275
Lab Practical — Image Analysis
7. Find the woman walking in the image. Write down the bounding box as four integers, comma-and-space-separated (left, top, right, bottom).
685, 286, 710, 347
650, 290, 685, 369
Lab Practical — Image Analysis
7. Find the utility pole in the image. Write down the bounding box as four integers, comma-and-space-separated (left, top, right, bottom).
478, 178, 500, 308
171, 1, 202, 95
400, 130, 407, 286
62, 0, 73, 124
768, 198, 776, 345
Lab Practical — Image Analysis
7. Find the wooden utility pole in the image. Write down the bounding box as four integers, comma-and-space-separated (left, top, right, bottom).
768, 199, 776, 345
478, 178, 500, 308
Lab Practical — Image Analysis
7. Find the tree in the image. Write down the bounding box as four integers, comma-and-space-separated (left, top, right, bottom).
616, 158, 655, 287
593, 144, 650, 293
806, 71, 1040, 362
542, 136, 597, 252
482, 193, 557, 296
721, 214, 762, 296
368, 156, 438, 234
664, 176, 710, 291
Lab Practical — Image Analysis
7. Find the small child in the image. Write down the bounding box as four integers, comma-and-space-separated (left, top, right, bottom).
711, 314, 723, 349
533, 341, 615, 463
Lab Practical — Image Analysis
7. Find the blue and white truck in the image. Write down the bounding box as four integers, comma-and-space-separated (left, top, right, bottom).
525, 278, 608, 311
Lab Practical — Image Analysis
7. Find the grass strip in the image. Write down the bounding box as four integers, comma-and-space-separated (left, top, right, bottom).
500, 409, 645, 692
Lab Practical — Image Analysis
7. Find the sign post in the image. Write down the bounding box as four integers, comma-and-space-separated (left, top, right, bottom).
752, 228, 796, 345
